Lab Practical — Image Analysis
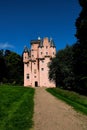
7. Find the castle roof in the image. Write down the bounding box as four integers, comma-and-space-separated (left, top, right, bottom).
24, 37, 56, 53
30, 40, 41, 45
23, 46, 29, 53
50, 38, 55, 47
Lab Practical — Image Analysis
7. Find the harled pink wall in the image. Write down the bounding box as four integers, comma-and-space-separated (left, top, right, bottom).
23, 37, 56, 87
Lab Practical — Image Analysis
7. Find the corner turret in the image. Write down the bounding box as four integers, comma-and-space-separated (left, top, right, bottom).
23, 46, 29, 63
50, 38, 56, 47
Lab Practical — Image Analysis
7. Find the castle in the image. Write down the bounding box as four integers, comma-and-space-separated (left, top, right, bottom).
23, 37, 56, 87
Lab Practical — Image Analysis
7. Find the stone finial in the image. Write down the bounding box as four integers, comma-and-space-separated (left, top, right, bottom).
38, 37, 41, 40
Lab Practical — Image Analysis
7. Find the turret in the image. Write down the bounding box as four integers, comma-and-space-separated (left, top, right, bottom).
23, 46, 29, 63
49, 38, 56, 58
50, 38, 56, 47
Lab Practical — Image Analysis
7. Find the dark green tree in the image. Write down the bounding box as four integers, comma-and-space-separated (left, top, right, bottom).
49, 45, 74, 89
0, 50, 7, 83
4, 50, 24, 85
0, 49, 23, 85
73, 0, 87, 93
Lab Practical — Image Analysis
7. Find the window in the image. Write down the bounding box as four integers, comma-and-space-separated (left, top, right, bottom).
41, 52, 43, 54
34, 69, 36, 74
26, 74, 29, 79
32, 55, 34, 57
46, 46, 48, 49
34, 76, 36, 78
27, 63, 29, 67
53, 52, 55, 55
41, 68, 44, 71
46, 52, 48, 55
42, 60, 44, 63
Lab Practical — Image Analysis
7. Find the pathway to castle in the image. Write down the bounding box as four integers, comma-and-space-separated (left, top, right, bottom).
33, 88, 87, 130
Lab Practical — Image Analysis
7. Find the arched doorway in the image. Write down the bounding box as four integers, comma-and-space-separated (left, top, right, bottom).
35, 81, 38, 87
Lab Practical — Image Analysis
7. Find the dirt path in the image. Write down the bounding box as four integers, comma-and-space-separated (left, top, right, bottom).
33, 88, 87, 130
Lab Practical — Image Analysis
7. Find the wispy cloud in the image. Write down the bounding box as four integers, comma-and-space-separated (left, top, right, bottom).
0, 42, 14, 49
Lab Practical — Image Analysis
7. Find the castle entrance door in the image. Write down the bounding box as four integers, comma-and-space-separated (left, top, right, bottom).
35, 81, 38, 87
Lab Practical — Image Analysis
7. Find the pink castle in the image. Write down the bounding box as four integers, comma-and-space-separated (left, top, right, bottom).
23, 37, 56, 87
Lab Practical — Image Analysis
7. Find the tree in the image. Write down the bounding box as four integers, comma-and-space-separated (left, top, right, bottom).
48, 56, 60, 87
49, 45, 74, 89
73, 0, 87, 93
0, 49, 23, 85
4, 50, 24, 85
0, 50, 7, 83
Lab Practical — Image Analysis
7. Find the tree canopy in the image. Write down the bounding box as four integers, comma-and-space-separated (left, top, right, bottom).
0, 50, 23, 85
49, 45, 74, 90
73, 0, 87, 93
49, 0, 87, 95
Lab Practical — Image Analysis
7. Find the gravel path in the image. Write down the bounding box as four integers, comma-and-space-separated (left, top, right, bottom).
33, 88, 87, 130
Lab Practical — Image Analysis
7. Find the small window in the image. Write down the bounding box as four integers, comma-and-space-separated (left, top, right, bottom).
27, 63, 29, 67
46, 52, 48, 55
41, 68, 44, 71
34, 69, 36, 74
26, 74, 29, 79
41, 52, 43, 54
34, 76, 36, 78
53, 52, 55, 55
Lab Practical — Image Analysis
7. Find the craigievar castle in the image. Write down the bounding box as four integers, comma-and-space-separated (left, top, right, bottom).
23, 37, 56, 87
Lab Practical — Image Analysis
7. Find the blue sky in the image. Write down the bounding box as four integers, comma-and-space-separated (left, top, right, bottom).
0, 0, 81, 55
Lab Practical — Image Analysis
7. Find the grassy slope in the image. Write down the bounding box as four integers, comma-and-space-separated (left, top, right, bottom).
0, 85, 35, 130
46, 88, 87, 115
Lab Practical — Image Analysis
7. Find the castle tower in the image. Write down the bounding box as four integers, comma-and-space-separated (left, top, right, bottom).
23, 37, 56, 87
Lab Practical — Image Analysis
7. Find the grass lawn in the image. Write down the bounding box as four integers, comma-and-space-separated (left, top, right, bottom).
0, 84, 35, 130
46, 88, 87, 115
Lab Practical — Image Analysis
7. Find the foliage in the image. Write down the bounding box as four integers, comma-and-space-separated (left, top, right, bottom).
48, 0, 87, 94
49, 45, 75, 89
47, 88, 87, 115
73, 0, 87, 93
0, 50, 23, 85
0, 85, 35, 130
0, 50, 7, 82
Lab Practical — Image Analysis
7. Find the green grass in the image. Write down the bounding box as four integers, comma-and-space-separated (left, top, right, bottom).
0, 84, 35, 130
46, 88, 87, 115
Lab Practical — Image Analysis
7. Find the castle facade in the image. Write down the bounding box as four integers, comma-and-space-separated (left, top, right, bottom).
23, 37, 56, 87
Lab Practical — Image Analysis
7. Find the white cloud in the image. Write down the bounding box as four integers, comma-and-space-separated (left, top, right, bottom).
0, 42, 14, 49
